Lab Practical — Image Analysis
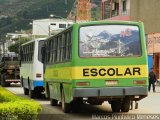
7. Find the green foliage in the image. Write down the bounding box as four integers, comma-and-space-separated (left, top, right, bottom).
0, 101, 41, 120
0, 19, 30, 39
0, 0, 74, 39
91, 7, 101, 21
0, 87, 42, 120
8, 37, 31, 53
0, 17, 13, 28
0, 87, 21, 102
8, 43, 19, 53
0, 0, 10, 4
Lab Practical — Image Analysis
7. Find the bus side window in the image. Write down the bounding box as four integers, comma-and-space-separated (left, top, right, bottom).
62, 33, 66, 61
59, 35, 63, 62
51, 38, 54, 63
49, 40, 52, 63
66, 30, 72, 60
55, 37, 59, 62
57, 35, 61, 62
64, 32, 67, 60
54, 37, 58, 63
31, 43, 34, 61
41, 45, 46, 64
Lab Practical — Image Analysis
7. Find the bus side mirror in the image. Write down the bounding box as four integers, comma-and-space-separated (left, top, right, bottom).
41, 46, 45, 64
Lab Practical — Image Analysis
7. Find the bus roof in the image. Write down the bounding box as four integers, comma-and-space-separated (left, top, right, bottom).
21, 38, 47, 46
47, 20, 143, 41
74, 20, 143, 26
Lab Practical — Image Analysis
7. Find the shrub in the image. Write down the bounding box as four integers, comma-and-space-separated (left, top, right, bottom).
0, 87, 21, 102
0, 87, 42, 120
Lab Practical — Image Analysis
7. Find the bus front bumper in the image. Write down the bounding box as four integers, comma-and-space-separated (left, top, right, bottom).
73, 86, 148, 97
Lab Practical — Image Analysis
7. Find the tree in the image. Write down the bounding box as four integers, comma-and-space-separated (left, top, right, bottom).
8, 37, 31, 53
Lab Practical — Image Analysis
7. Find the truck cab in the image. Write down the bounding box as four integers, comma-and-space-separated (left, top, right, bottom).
0, 52, 20, 87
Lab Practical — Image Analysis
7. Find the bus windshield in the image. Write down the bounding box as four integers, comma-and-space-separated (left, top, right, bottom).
79, 25, 141, 57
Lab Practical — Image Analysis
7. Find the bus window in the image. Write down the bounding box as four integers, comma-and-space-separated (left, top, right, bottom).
38, 40, 45, 62
54, 37, 58, 63
66, 31, 72, 60
79, 25, 141, 57
49, 40, 52, 63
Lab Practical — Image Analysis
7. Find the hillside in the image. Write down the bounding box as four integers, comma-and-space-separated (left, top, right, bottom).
0, 0, 74, 39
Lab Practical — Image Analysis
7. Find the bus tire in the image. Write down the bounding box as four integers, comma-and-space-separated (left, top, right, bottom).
51, 99, 58, 106
61, 88, 71, 113
71, 98, 83, 113
23, 87, 29, 95
34, 88, 42, 98
29, 85, 35, 98
121, 97, 130, 112
28, 79, 35, 98
111, 100, 121, 112
46, 83, 50, 99
29, 89, 35, 98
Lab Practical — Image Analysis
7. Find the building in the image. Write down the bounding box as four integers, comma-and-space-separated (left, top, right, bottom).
32, 19, 74, 36
103, 0, 160, 78
102, 0, 130, 21
103, 0, 160, 33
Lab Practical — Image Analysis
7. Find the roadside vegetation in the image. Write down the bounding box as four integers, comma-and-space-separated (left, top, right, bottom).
0, 0, 74, 39
0, 86, 42, 120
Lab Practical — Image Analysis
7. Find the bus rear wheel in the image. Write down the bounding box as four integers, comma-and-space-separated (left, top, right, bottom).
29, 89, 35, 98
121, 97, 130, 112
51, 99, 58, 106
110, 100, 121, 112
71, 98, 83, 113
61, 89, 71, 113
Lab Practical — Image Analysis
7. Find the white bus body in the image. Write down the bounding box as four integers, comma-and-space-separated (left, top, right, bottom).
20, 38, 46, 98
